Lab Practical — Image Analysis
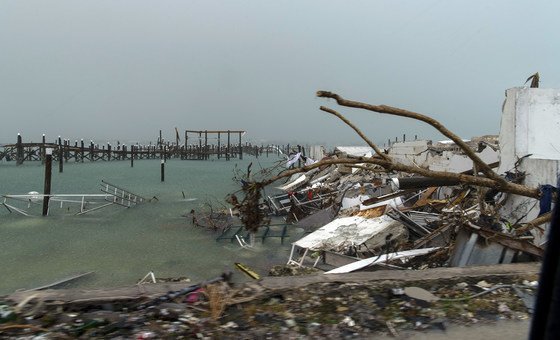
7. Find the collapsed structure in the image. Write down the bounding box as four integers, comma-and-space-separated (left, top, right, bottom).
258, 87, 558, 274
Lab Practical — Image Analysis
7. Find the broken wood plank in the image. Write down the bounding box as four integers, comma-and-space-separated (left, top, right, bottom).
22, 271, 95, 292
261, 262, 540, 290
463, 223, 544, 258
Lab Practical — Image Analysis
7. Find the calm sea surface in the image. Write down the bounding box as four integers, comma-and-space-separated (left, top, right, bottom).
0, 156, 299, 294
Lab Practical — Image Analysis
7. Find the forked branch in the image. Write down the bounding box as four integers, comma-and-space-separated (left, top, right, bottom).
316, 91, 507, 187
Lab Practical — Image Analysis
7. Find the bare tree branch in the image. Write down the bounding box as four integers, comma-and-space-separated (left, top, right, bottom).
316, 91, 507, 187
320, 106, 391, 162
262, 157, 539, 198
514, 212, 551, 235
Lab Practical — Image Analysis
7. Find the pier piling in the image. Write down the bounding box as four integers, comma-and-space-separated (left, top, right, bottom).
2, 129, 254, 164
58, 137, 63, 173
43, 148, 52, 216
16, 134, 23, 165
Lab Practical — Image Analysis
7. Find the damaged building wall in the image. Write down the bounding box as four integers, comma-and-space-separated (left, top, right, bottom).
388, 139, 499, 173
428, 146, 498, 173
387, 140, 431, 167
498, 87, 560, 243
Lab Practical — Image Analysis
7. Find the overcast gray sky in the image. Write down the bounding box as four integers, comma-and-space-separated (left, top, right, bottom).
1, 1, 559, 147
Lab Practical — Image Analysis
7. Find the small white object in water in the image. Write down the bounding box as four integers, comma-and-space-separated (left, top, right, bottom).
27, 191, 41, 203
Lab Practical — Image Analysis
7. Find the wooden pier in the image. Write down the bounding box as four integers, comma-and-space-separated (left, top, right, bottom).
0, 131, 293, 165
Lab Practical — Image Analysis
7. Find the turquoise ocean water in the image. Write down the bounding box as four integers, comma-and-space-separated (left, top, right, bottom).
0, 155, 299, 295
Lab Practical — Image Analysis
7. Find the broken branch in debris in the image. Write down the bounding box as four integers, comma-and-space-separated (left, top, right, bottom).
514, 212, 552, 235
258, 93, 540, 198
263, 156, 539, 198
316, 91, 507, 187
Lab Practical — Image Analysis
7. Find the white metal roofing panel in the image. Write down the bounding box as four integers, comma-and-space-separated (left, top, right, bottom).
335, 146, 374, 157
293, 214, 395, 250
276, 174, 307, 191
324, 247, 440, 274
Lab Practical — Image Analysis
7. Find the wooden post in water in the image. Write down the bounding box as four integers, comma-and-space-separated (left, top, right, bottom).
80, 139, 84, 162
198, 131, 202, 160
204, 130, 208, 160
131, 145, 134, 167
43, 148, 52, 216
226, 130, 231, 160
107, 143, 112, 161
238, 132, 243, 160
64, 140, 69, 163
89, 141, 94, 161
217, 132, 221, 159
159, 130, 163, 160
58, 136, 63, 173
184, 131, 188, 160
41, 134, 46, 164
16, 133, 23, 165
160, 160, 165, 182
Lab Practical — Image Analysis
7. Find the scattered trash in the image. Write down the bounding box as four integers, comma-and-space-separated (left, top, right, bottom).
403, 286, 440, 303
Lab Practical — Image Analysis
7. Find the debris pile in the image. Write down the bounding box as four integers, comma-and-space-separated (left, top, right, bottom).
246, 89, 557, 275
245, 131, 541, 276
0, 266, 539, 338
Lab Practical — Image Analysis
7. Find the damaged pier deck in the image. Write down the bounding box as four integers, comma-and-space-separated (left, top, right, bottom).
1, 132, 289, 164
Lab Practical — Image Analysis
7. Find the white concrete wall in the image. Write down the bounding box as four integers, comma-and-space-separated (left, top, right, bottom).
498, 87, 560, 243
428, 147, 499, 173
388, 140, 430, 167
388, 139, 499, 173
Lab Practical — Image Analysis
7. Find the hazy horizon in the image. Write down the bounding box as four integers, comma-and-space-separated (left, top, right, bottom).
1, 1, 559, 147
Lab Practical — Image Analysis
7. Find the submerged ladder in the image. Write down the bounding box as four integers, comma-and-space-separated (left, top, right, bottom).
100, 180, 146, 207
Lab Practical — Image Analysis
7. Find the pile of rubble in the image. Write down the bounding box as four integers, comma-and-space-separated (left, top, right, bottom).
259, 87, 558, 277
266, 137, 545, 274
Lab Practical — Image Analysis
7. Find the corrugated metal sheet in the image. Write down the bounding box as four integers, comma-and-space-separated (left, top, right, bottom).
407, 211, 441, 227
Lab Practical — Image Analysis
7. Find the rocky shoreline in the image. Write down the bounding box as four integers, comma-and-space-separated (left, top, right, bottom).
0, 263, 538, 339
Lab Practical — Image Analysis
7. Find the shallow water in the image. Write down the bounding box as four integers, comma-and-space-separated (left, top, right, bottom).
0, 156, 298, 294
